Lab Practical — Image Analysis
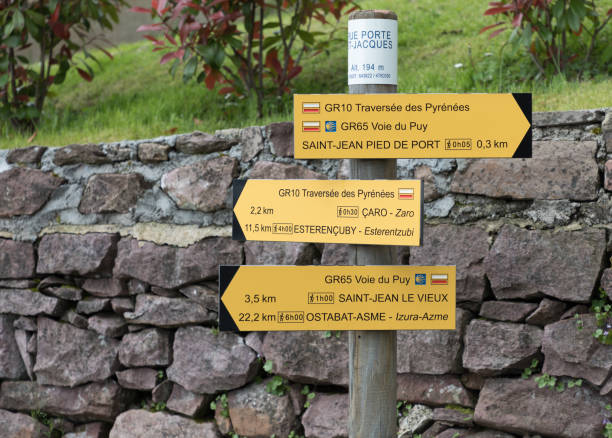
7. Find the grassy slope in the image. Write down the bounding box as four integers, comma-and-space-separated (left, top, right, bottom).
1, 0, 611, 148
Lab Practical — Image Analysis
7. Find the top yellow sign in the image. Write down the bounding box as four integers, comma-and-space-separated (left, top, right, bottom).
294, 93, 531, 159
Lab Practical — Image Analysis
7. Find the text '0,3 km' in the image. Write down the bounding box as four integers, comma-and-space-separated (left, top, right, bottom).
294, 93, 532, 159
232, 179, 423, 246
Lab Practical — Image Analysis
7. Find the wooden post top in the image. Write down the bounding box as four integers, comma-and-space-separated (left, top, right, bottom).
349, 10, 397, 20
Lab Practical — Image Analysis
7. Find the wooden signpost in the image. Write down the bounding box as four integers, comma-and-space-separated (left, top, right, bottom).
346, 11, 399, 438
219, 8, 532, 438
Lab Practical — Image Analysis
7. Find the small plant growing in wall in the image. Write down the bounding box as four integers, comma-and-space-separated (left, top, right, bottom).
141, 400, 166, 412
521, 359, 539, 379
301, 385, 316, 408
533, 374, 582, 393
534, 373, 557, 389
592, 288, 612, 344
210, 393, 230, 418
396, 401, 412, 419
604, 405, 612, 438
261, 359, 289, 396
263, 360, 274, 373
30, 410, 64, 438
266, 375, 289, 397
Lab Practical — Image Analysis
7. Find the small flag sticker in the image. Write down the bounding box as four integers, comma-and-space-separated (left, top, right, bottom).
302, 121, 320, 132
415, 274, 426, 285
302, 102, 320, 114
398, 188, 414, 200
325, 121, 337, 132
431, 274, 448, 285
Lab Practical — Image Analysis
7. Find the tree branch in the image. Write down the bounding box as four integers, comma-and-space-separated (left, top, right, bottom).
257, 1, 264, 118
580, 11, 612, 78
245, 1, 256, 93
35, 0, 47, 114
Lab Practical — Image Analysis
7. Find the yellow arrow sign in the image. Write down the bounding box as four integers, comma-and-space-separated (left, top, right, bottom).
233, 179, 422, 246
219, 266, 456, 331
294, 93, 531, 159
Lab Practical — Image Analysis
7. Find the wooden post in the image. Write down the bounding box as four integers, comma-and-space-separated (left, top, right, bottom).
347, 10, 398, 438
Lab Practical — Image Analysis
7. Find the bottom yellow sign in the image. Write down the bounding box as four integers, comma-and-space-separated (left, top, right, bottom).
219, 266, 455, 331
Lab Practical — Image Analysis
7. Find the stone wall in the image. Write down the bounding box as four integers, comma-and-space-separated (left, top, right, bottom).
0, 108, 611, 438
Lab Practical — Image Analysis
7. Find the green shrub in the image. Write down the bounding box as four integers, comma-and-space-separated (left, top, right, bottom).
134, 0, 357, 118
0, 0, 126, 131
481, 0, 612, 78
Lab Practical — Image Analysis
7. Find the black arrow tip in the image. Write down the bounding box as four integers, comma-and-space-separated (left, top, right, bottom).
219, 265, 240, 332
232, 179, 247, 241
512, 93, 532, 158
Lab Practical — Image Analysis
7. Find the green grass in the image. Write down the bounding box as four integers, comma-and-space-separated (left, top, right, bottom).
1, 0, 611, 149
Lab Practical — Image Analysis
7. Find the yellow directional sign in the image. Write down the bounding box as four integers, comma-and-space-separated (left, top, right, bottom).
219, 265, 456, 331
232, 179, 422, 246
294, 93, 531, 159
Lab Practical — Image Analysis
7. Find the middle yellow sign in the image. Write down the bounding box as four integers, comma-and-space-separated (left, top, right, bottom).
233, 179, 422, 246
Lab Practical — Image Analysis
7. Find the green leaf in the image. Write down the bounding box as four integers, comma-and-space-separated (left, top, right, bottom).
262, 21, 280, 29
262, 35, 282, 50
24, 10, 45, 26
13, 10, 24, 32
4, 19, 15, 38
567, 8, 581, 32
182, 55, 198, 83
213, 48, 225, 70
263, 360, 274, 373
53, 71, 67, 85
223, 36, 243, 52
552, 0, 565, 20
540, 28, 553, 44
570, 0, 587, 19
508, 27, 520, 44
4, 35, 21, 48
169, 59, 180, 78
0, 74, 8, 88
520, 23, 532, 47
200, 43, 225, 70
298, 30, 315, 45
